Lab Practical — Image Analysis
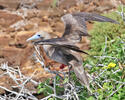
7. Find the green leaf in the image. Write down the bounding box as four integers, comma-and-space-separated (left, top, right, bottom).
87, 96, 95, 100
38, 88, 46, 94
48, 97, 54, 100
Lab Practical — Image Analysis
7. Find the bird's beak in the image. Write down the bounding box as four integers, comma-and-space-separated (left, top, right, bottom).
26, 34, 40, 42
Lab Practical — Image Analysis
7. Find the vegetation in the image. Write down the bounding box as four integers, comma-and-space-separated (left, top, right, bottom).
37, 8, 125, 100
83, 10, 125, 100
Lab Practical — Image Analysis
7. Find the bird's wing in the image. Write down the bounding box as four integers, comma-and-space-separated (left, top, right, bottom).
61, 12, 119, 40
61, 13, 89, 39
34, 38, 88, 55
48, 46, 79, 65
34, 38, 74, 45
72, 12, 119, 23
62, 45, 89, 55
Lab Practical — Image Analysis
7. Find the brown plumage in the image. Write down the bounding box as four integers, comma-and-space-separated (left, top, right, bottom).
27, 12, 119, 92
34, 12, 119, 46
27, 31, 91, 91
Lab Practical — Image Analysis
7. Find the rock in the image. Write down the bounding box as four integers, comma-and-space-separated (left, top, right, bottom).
20, 45, 34, 66
36, 0, 53, 10
15, 31, 35, 45
52, 21, 64, 35
121, 0, 125, 4
0, 45, 34, 67
58, 0, 77, 9
0, 47, 23, 66
38, 25, 53, 33
0, 0, 52, 10
23, 24, 34, 31
0, 58, 6, 64
0, 34, 13, 47
0, 0, 20, 10
0, 10, 22, 28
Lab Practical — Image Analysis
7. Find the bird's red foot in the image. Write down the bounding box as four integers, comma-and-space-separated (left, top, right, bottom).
60, 64, 67, 69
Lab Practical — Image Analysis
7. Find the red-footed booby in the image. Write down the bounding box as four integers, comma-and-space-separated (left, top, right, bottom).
27, 12, 119, 92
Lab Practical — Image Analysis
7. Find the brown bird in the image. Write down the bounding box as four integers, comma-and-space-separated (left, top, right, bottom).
27, 12, 119, 92
27, 12, 119, 45
27, 31, 91, 92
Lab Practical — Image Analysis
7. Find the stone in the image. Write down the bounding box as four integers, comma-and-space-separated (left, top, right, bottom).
0, 44, 34, 67
0, 0, 20, 10
15, 31, 35, 45
36, 0, 53, 10
121, 0, 125, 4
20, 45, 34, 66
0, 34, 13, 47
0, 10, 22, 28
52, 21, 64, 35
0, 47, 23, 66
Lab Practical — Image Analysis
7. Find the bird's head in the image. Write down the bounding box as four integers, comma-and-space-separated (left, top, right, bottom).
26, 31, 50, 42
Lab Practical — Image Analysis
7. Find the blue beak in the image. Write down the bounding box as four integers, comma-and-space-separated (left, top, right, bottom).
26, 34, 40, 42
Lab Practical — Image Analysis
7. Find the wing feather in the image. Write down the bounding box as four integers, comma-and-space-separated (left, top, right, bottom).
34, 39, 88, 55
61, 14, 89, 38
73, 12, 119, 24
61, 12, 119, 42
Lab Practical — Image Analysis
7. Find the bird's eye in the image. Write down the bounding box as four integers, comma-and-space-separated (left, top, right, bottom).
37, 35, 41, 37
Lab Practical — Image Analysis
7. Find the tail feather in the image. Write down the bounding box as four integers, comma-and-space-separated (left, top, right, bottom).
72, 63, 91, 93
69, 51, 91, 92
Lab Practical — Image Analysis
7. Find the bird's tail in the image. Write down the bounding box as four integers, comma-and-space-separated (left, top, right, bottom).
72, 63, 91, 93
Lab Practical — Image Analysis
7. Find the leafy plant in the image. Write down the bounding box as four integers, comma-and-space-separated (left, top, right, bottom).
37, 8, 125, 100
83, 8, 125, 99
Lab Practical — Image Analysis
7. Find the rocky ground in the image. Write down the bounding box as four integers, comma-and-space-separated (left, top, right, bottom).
0, 0, 123, 95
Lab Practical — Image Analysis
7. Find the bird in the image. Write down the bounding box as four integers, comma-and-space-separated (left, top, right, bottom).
27, 31, 91, 92
27, 12, 119, 92
27, 12, 119, 46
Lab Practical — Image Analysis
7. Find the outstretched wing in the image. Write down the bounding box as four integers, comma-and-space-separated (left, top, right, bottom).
34, 38, 73, 45
34, 38, 89, 55
72, 12, 119, 23
61, 12, 119, 41
61, 13, 88, 41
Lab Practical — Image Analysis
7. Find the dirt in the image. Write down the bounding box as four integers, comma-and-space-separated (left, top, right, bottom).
0, 0, 122, 95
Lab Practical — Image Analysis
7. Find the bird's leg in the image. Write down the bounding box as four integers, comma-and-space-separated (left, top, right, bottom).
68, 65, 72, 82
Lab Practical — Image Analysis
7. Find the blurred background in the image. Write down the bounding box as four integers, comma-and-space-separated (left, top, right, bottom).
0, 0, 124, 99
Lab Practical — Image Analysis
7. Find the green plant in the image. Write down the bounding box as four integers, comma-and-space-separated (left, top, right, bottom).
37, 8, 125, 100
83, 10, 125, 100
